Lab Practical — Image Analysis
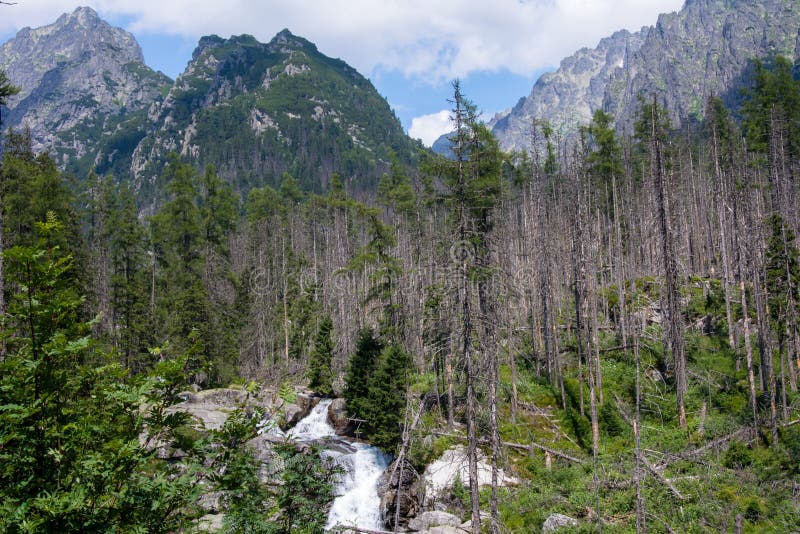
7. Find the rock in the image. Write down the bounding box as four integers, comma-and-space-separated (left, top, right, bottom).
197, 491, 224, 513
246, 433, 284, 483
379, 459, 424, 530
408, 511, 462, 531
459, 512, 491, 531
280, 392, 320, 430
327, 398, 355, 436
281, 403, 305, 429
422, 446, 518, 507
165, 387, 250, 431
198, 513, 224, 532
542, 513, 578, 533
419, 527, 468, 534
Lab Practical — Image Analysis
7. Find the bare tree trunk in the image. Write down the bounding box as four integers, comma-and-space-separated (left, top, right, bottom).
651, 96, 687, 429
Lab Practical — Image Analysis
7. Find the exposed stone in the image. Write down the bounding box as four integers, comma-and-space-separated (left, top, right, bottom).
165, 387, 249, 431
408, 511, 462, 531
198, 513, 224, 532
542, 513, 578, 533
378, 458, 423, 530
327, 398, 355, 436
422, 446, 518, 507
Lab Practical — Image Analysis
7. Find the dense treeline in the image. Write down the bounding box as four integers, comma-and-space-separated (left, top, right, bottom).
2, 55, 800, 531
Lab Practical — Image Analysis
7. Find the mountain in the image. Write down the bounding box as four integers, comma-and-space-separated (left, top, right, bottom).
0, 7, 172, 170
129, 30, 419, 199
0, 9, 420, 200
474, 0, 800, 153
491, 28, 649, 152
605, 0, 800, 132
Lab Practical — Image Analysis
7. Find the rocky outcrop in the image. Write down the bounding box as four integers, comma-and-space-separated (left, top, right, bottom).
408, 511, 462, 531
279, 391, 319, 429
422, 446, 518, 507
486, 0, 800, 151
378, 458, 424, 530
491, 28, 648, 152
327, 398, 355, 436
606, 0, 800, 131
542, 513, 578, 533
166, 388, 252, 430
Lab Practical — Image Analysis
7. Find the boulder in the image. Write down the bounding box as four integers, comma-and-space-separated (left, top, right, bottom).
419, 527, 468, 534
379, 458, 424, 530
327, 398, 355, 435
246, 433, 285, 483
281, 403, 305, 429
542, 513, 578, 533
422, 446, 518, 507
165, 387, 250, 430
198, 513, 224, 532
408, 511, 462, 531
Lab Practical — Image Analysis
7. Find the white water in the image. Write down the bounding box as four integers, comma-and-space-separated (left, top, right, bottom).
288, 399, 392, 531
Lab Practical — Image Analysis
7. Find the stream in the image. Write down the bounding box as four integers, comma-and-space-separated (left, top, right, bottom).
287, 399, 392, 531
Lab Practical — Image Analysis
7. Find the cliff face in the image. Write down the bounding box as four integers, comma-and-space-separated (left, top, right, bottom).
492, 28, 649, 152
0, 7, 171, 168
489, 0, 800, 151
605, 0, 800, 132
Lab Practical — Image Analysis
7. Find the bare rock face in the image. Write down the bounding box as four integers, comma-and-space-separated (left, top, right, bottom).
378, 458, 424, 530
491, 28, 648, 152
0, 7, 170, 164
486, 0, 800, 152
606, 0, 800, 132
408, 511, 462, 531
421, 446, 518, 508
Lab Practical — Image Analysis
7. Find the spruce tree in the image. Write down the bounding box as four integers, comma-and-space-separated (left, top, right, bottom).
363, 344, 412, 452
308, 316, 334, 396
343, 328, 383, 420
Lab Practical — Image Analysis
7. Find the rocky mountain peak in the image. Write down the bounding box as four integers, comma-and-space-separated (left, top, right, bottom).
0, 7, 170, 167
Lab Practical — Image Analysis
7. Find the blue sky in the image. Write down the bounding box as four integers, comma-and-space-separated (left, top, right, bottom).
0, 1, 684, 145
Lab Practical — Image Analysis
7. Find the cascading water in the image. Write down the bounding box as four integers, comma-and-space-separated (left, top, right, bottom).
288, 399, 392, 531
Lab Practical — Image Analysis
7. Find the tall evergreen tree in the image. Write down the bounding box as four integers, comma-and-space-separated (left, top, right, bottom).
343, 328, 383, 421
364, 344, 413, 452
308, 316, 334, 396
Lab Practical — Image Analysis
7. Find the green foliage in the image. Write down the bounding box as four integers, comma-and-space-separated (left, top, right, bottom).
307, 316, 334, 396
363, 344, 413, 452
742, 56, 800, 157
273, 443, 340, 534
0, 219, 202, 532
343, 328, 383, 420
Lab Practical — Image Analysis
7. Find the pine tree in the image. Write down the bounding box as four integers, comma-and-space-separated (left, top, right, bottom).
308, 316, 334, 396
363, 343, 413, 452
343, 328, 383, 420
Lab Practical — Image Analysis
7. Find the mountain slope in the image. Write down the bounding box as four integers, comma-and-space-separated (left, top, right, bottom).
605, 0, 800, 131
130, 30, 419, 198
0, 7, 172, 170
486, 0, 800, 151
491, 28, 649, 152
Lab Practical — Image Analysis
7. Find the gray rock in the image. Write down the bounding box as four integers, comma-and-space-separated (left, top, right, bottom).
419, 527, 467, 534
408, 511, 462, 531
165, 387, 250, 431
327, 398, 354, 436
0, 7, 170, 167
198, 513, 224, 532
378, 458, 423, 530
542, 513, 578, 533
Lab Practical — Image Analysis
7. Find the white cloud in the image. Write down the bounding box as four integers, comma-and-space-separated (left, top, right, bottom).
0, 0, 685, 83
409, 109, 452, 147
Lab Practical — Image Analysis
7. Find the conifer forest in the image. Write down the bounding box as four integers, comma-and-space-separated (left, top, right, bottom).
1, 2, 800, 533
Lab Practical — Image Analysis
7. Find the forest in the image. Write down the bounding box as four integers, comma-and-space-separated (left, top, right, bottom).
1, 53, 800, 533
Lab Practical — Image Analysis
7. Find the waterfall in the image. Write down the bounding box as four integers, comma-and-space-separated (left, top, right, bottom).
288, 399, 392, 531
